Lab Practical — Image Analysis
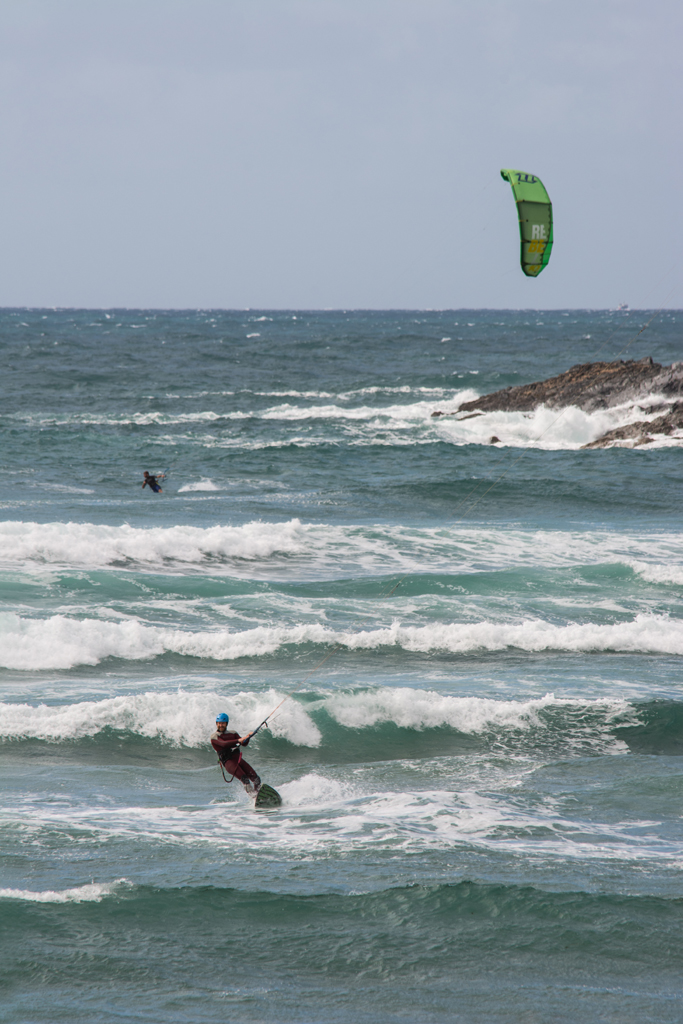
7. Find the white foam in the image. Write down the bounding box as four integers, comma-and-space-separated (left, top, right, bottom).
0, 519, 308, 568
351, 614, 683, 656
0, 880, 129, 903
337, 385, 450, 399
2, 519, 683, 584
0, 688, 321, 747
324, 690, 634, 750
327, 689, 554, 732
0, 684, 634, 778
18, 395, 680, 449
252, 390, 334, 398
260, 392, 475, 424
14, 410, 227, 426
177, 479, 220, 492
0, 610, 681, 671
0, 685, 632, 751
9, 780, 670, 867
436, 396, 683, 450
36, 483, 96, 494
279, 773, 350, 807
0, 614, 328, 669
630, 560, 683, 585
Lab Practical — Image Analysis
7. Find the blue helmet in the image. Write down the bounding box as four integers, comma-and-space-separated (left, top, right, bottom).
216, 712, 229, 724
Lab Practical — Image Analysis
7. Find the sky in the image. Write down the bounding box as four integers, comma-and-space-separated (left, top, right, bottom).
0, 0, 680, 309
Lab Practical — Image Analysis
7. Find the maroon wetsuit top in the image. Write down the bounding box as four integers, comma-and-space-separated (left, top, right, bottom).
211, 729, 249, 767
210, 729, 259, 786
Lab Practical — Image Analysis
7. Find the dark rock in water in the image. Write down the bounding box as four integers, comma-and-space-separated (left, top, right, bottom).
456, 357, 683, 414
582, 401, 683, 449
431, 357, 683, 449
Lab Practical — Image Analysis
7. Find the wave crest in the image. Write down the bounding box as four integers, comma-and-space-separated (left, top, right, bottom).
0, 687, 640, 760
2, 520, 683, 578
0, 880, 130, 903
0, 689, 321, 748
0, 519, 307, 568
0, 611, 681, 671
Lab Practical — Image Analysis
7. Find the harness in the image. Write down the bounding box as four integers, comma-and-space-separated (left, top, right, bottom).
217, 746, 242, 784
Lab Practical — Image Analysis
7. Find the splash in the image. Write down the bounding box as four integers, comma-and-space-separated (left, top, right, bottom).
178, 479, 220, 492
436, 398, 683, 450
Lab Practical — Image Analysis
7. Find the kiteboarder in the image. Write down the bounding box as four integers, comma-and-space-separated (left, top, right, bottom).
211, 713, 261, 794
142, 471, 163, 493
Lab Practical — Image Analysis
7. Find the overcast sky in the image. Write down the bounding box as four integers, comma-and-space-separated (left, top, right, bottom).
0, 0, 680, 308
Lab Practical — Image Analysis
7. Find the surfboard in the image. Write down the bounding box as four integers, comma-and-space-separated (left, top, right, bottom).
254, 783, 282, 809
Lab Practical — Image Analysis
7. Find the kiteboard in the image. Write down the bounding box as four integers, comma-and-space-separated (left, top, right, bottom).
254, 783, 282, 809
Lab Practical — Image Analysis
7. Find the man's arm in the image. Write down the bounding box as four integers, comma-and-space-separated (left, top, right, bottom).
211, 731, 251, 755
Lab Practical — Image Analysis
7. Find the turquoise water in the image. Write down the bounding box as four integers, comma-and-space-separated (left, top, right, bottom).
1, 309, 682, 1022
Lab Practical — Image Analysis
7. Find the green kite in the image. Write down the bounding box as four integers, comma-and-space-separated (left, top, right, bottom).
500, 169, 553, 277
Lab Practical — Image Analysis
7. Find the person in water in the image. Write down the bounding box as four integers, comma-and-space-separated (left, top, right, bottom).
142, 471, 163, 493
211, 713, 261, 794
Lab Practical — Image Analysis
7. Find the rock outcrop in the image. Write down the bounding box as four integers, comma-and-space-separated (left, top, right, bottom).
431, 357, 683, 448
581, 401, 683, 449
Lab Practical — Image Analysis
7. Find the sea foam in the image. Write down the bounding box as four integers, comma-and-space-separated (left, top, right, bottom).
178, 479, 220, 492
2, 519, 683, 576
0, 880, 130, 903
259, 393, 473, 424
0, 687, 631, 751
436, 396, 683, 450
1, 611, 682, 671
325, 688, 584, 733
0, 519, 308, 568
0, 689, 321, 747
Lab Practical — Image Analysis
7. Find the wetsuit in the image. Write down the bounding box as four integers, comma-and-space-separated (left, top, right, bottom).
210, 730, 261, 790
142, 475, 162, 493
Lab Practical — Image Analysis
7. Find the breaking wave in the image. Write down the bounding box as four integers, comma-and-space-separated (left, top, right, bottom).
2, 520, 683, 577
0, 688, 321, 747
0, 881, 131, 903
0, 610, 682, 670
0, 519, 308, 569
435, 395, 683, 450
9, 386, 683, 450
0, 687, 637, 758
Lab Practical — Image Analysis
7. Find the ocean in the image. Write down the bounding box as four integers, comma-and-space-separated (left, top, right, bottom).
1, 308, 682, 1023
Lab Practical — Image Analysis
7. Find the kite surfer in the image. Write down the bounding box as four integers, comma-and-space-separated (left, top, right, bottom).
142, 471, 163, 493
211, 713, 261, 794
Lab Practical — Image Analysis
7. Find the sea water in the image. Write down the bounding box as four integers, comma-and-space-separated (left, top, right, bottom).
0, 308, 682, 1023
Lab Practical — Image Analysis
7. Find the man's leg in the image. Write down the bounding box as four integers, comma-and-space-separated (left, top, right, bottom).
233, 759, 261, 793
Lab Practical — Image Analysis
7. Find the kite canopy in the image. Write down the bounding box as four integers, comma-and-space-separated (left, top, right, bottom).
500, 169, 553, 277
